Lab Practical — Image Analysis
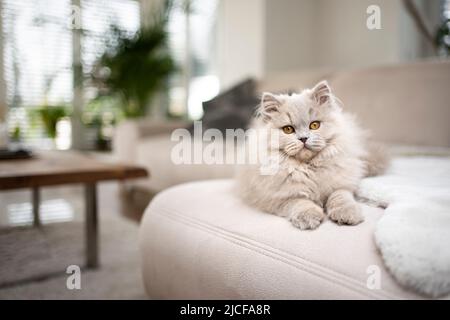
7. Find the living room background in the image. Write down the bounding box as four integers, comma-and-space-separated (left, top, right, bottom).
0, 0, 221, 149
2, 0, 445, 151
0, 0, 449, 302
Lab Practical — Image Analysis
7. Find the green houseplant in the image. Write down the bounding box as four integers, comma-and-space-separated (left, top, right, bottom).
92, 1, 176, 118
82, 95, 121, 150
36, 105, 68, 139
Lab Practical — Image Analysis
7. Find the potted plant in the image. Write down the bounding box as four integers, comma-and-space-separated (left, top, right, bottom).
82, 95, 121, 151
36, 105, 68, 139
91, 1, 176, 118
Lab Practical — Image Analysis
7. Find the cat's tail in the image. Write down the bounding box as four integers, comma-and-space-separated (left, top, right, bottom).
363, 142, 390, 177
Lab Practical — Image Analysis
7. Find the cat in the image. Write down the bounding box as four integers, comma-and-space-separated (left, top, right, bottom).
236, 80, 388, 230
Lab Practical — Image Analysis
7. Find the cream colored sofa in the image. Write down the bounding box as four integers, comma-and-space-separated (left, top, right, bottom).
119, 60, 450, 299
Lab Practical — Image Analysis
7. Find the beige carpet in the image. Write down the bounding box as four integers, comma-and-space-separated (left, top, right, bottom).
0, 183, 147, 299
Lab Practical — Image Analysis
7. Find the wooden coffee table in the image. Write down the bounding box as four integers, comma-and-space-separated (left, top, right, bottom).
0, 150, 148, 268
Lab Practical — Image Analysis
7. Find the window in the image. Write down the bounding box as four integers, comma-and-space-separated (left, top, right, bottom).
1, 0, 140, 148
81, 0, 140, 98
2, 0, 73, 147
444, 0, 450, 19
168, 0, 220, 120
1, 0, 221, 147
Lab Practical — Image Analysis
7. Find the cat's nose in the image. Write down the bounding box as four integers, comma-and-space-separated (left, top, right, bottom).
299, 137, 308, 143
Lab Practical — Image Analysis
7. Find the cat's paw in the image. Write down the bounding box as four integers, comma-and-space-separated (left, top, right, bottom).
289, 206, 325, 230
327, 200, 364, 226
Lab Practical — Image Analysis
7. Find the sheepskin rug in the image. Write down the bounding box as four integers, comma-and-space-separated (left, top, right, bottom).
357, 155, 450, 298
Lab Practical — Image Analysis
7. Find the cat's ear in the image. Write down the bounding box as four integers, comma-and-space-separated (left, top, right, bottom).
259, 92, 282, 120
311, 80, 332, 106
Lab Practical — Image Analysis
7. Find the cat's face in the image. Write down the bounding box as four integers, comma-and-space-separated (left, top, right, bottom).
259, 81, 341, 161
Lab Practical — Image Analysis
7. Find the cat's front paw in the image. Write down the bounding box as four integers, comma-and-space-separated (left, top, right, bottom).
289, 206, 325, 230
327, 199, 364, 226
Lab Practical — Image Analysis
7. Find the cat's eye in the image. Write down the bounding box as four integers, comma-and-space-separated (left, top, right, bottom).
282, 125, 295, 134
309, 121, 321, 130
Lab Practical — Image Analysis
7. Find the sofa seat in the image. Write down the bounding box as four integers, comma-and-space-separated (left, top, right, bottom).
139, 179, 423, 299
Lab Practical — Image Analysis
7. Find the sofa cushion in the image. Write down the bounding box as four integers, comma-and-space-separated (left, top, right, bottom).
330, 60, 450, 147
139, 179, 425, 299
135, 135, 237, 193
258, 68, 335, 93
188, 78, 259, 134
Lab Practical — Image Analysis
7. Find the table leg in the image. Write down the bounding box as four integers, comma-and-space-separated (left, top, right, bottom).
85, 183, 99, 268
32, 187, 41, 227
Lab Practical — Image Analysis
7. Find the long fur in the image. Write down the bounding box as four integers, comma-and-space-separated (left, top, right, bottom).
236, 81, 389, 229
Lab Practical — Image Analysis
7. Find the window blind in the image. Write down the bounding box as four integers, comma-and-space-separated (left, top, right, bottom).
1, 0, 140, 147
2, 0, 73, 145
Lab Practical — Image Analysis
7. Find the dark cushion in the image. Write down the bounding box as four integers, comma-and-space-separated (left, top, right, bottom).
188, 78, 259, 134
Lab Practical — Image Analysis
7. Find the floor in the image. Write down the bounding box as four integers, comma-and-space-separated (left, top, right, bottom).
0, 180, 148, 299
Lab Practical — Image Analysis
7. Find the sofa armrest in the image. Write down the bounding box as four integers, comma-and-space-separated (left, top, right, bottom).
113, 119, 189, 163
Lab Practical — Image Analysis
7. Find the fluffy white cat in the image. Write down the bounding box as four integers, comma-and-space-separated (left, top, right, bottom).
236, 80, 388, 230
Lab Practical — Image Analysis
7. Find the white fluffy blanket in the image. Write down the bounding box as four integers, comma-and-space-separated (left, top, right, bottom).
357, 155, 450, 298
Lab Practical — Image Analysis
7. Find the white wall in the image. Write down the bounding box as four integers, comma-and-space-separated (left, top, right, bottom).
312, 0, 401, 69
216, 0, 441, 86
265, 0, 441, 71
265, 0, 315, 74
398, 0, 441, 60
216, 0, 265, 89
